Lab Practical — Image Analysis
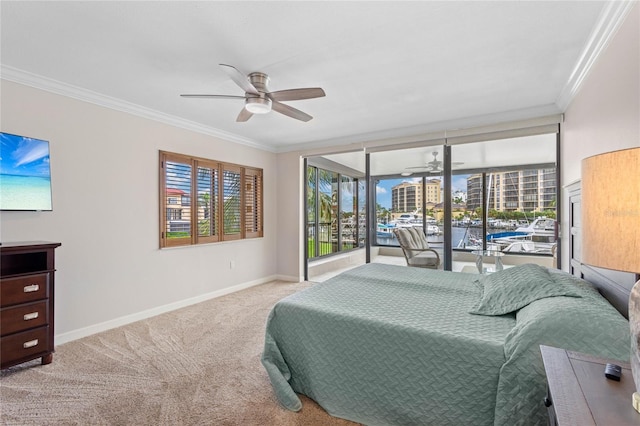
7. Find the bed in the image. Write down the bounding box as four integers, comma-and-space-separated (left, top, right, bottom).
261, 263, 630, 426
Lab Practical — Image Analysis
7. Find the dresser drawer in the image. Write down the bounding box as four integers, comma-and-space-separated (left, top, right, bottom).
1, 301, 49, 336
0, 274, 49, 307
0, 326, 50, 367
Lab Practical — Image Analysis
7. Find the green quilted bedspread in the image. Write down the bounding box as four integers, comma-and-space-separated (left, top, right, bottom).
262, 264, 629, 425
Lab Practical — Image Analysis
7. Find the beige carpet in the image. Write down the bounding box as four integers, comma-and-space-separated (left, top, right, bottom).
0, 280, 359, 425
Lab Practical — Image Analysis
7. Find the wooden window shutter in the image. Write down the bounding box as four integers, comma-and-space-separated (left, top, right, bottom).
160, 152, 193, 247
222, 165, 242, 240
160, 150, 263, 248
195, 160, 220, 243
244, 168, 263, 238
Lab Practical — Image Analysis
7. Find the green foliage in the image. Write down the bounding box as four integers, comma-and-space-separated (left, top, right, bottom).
485, 210, 556, 220
198, 219, 210, 236
376, 203, 390, 221
167, 231, 190, 239
307, 239, 333, 258
223, 172, 242, 234
307, 166, 334, 223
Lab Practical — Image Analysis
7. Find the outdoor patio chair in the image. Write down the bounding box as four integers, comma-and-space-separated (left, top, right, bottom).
393, 226, 441, 269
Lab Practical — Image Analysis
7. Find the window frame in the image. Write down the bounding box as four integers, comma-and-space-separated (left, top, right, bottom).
159, 151, 263, 248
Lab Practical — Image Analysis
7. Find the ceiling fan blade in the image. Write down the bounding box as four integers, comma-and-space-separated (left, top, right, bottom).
180, 94, 247, 99
236, 107, 253, 122
268, 88, 325, 102
219, 64, 259, 95
271, 101, 313, 122
405, 162, 463, 171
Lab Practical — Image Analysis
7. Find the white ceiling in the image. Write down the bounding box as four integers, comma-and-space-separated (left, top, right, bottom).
0, 1, 619, 153
323, 133, 557, 176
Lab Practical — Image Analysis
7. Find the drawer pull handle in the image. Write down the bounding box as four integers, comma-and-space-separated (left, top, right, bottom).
23, 339, 39, 349
23, 284, 40, 293
23, 312, 39, 321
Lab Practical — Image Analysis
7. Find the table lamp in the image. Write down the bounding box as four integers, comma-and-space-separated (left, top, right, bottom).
581, 147, 640, 412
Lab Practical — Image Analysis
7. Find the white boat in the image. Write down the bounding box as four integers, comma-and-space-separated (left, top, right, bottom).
377, 222, 441, 238
514, 217, 555, 239
487, 218, 556, 253
459, 217, 556, 254
377, 223, 397, 238
426, 224, 441, 235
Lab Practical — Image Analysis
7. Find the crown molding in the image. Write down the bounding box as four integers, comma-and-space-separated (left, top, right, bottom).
556, 1, 637, 111
0, 65, 275, 153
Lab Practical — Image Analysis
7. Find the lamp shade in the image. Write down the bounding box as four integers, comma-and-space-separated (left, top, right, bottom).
581, 147, 640, 273
582, 147, 640, 412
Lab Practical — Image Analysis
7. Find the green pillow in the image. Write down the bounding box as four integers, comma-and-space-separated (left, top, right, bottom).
469, 263, 582, 316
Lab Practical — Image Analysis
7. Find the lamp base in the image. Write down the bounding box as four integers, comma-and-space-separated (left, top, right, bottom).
633, 392, 640, 413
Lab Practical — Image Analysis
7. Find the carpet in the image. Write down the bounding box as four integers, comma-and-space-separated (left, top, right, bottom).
0, 280, 359, 425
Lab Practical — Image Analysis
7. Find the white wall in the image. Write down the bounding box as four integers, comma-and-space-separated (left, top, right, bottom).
275, 151, 304, 281
560, 3, 639, 271
0, 81, 279, 343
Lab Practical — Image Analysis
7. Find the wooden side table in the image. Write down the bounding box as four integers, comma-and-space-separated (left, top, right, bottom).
540, 345, 640, 425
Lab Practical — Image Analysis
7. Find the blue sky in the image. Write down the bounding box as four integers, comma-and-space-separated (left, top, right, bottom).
376, 175, 469, 208
0, 133, 51, 177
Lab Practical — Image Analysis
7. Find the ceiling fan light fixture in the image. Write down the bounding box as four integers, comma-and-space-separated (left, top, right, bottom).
245, 97, 272, 114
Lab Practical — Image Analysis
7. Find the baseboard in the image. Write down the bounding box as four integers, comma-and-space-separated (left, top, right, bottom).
276, 274, 302, 282
55, 275, 278, 345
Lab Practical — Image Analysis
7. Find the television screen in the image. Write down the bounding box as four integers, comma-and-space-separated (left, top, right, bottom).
0, 132, 53, 211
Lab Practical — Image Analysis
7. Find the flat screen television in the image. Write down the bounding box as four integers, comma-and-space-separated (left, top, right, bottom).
0, 132, 53, 211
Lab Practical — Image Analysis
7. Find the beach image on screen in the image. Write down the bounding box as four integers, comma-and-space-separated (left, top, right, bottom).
0, 132, 53, 211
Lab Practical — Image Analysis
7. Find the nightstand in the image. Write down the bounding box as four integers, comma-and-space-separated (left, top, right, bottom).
540, 345, 640, 425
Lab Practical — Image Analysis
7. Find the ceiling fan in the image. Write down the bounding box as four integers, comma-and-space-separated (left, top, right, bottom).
402, 151, 463, 176
180, 64, 326, 122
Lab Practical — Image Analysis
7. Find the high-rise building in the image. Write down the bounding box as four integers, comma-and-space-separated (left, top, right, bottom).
467, 169, 556, 212
391, 179, 441, 212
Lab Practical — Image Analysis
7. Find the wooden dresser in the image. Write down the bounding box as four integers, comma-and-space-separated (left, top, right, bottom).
1, 241, 61, 369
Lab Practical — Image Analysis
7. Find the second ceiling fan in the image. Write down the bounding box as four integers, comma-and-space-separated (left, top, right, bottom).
181, 64, 326, 122
403, 151, 464, 176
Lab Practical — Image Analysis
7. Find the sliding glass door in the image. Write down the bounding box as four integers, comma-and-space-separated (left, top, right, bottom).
306, 159, 365, 260
304, 122, 560, 272
369, 145, 445, 262
449, 133, 557, 256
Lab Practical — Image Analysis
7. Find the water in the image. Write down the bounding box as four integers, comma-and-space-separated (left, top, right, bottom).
0, 174, 52, 210
377, 226, 475, 248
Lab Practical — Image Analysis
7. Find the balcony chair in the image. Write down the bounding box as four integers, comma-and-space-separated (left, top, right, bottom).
393, 226, 441, 269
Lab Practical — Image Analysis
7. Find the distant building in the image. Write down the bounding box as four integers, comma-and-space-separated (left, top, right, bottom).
453, 190, 467, 203
466, 169, 556, 212
166, 188, 190, 220
432, 201, 467, 222
391, 179, 441, 213
165, 188, 192, 233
